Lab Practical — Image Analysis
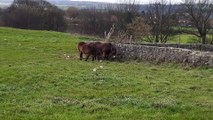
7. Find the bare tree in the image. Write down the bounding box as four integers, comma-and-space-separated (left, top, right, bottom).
112, 0, 141, 32
127, 17, 151, 42
64, 0, 141, 38
65, 7, 79, 19
183, 0, 213, 44
145, 0, 177, 43
105, 24, 115, 42
117, 0, 140, 13
65, 7, 114, 36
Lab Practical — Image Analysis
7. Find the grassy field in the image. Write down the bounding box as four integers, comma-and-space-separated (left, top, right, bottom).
168, 34, 199, 44
0, 27, 213, 120
169, 27, 213, 44
138, 34, 203, 44
168, 34, 213, 44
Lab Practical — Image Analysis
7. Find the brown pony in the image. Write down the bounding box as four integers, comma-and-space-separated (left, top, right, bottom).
77, 42, 100, 61
92, 42, 117, 60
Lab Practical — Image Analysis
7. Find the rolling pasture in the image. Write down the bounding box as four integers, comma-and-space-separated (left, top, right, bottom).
0, 27, 213, 119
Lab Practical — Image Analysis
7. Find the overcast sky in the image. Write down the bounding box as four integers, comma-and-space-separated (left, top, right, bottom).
70, 0, 183, 4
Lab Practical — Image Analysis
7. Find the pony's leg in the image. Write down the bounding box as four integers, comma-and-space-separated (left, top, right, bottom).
106, 51, 111, 60
103, 52, 106, 60
97, 56, 100, 60
92, 56, 95, 61
80, 52, 83, 60
97, 54, 103, 60
106, 55, 109, 60
85, 54, 90, 61
99, 54, 104, 60
92, 54, 96, 61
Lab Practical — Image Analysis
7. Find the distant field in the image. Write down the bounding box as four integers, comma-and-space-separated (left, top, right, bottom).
168, 34, 213, 44
137, 34, 201, 44
168, 34, 199, 44
169, 27, 213, 44
0, 27, 213, 120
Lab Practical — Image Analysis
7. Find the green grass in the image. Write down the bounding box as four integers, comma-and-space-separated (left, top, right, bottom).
0, 27, 213, 120
137, 34, 207, 44
168, 34, 213, 44
169, 27, 213, 44
168, 34, 200, 44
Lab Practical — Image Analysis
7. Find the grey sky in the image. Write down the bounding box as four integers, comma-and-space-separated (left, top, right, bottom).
70, 0, 183, 4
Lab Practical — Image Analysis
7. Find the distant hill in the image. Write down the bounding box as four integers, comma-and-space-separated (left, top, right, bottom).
47, 0, 114, 9
0, 0, 148, 11
47, 0, 149, 11
0, 0, 109, 9
0, 0, 13, 8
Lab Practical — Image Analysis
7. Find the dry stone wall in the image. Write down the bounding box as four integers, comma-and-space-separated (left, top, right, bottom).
115, 44, 213, 67
123, 43, 213, 52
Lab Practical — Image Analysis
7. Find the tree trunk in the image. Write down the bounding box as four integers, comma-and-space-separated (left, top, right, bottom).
201, 35, 206, 44
155, 36, 158, 43
155, 32, 159, 43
